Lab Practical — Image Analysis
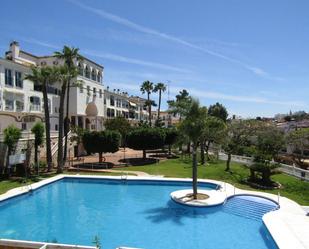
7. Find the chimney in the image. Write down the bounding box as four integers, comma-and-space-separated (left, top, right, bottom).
10, 41, 20, 60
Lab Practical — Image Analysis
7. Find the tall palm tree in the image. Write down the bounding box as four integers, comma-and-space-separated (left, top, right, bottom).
153, 83, 166, 122
26, 66, 60, 172
140, 81, 154, 126
179, 100, 207, 199
54, 46, 83, 162
56, 66, 79, 173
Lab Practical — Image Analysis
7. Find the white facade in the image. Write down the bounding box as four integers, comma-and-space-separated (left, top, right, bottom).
0, 41, 150, 133
0, 41, 105, 132
104, 88, 149, 123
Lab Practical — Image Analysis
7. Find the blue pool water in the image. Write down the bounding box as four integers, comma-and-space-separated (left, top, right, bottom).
0, 178, 279, 249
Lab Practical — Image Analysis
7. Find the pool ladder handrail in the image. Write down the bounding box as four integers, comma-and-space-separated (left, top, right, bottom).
121, 172, 128, 181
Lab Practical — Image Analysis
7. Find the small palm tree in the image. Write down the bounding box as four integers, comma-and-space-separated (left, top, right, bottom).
140, 81, 154, 126
26, 66, 60, 172
54, 46, 83, 162
179, 100, 207, 199
153, 83, 166, 122
31, 122, 45, 175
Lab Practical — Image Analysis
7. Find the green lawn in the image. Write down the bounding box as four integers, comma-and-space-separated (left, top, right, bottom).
0, 171, 134, 195
115, 158, 309, 205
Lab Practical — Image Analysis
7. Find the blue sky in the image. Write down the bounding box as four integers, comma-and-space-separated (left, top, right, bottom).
1, 0, 309, 117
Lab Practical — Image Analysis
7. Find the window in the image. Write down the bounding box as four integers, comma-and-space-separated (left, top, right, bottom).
87, 86, 90, 95
85, 66, 90, 78
91, 69, 96, 81
15, 71, 23, 88
5, 69, 13, 86
110, 95, 115, 106
107, 108, 115, 117
97, 72, 101, 83
16, 100, 24, 112
79, 85, 83, 93
29, 96, 41, 111
5, 99, 14, 111
116, 99, 121, 107
55, 107, 58, 113
55, 124, 58, 131
93, 87, 96, 96
21, 123, 27, 130
78, 63, 84, 76
99, 89, 102, 98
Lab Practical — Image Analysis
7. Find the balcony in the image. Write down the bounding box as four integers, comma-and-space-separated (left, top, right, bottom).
29, 104, 41, 112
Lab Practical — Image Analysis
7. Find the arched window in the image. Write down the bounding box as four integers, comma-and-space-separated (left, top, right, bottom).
78, 63, 84, 76
97, 71, 101, 83
91, 69, 96, 81
85, 66, 90, 78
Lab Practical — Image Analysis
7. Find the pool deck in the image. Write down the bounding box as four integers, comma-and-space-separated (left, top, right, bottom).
0, 174, 308, 249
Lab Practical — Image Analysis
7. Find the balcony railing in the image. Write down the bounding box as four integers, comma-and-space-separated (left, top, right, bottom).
29, 104, 41, 112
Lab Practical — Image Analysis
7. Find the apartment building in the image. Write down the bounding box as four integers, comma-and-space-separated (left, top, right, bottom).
104, 87, 149, 124
151, 111, 180, 127
0, 41, 150, 134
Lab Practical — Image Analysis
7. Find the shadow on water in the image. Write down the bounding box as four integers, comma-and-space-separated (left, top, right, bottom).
142, 200, 220, 225
259, 226, 280, 249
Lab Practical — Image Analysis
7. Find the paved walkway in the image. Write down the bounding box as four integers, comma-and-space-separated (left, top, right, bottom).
69, 167, 152, 177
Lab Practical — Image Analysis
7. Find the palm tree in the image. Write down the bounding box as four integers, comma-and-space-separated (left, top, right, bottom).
153, 83, 166, 122
54, 46, 83, 162
179, 100, 207, 199
56, 66, 79, 173
140, 81, 154, 126
26, 66, 60, 172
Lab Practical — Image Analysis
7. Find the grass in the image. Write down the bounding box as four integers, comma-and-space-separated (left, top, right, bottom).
114, 157, 309, 205
0, 170, 134, 195
1, 158, 308, 205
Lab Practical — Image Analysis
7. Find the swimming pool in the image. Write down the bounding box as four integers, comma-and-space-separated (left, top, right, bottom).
0, 177, 279, 249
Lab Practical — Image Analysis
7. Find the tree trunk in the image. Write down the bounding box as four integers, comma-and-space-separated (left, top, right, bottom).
148, 92, 151, 126
157, 90, 161, 121
192, 144, 198, 199
205, 141, 211, 161
42, 82, 53, 172
6, 147, 11, 178
186, 143, 191, 154
168, 144, 171, 156
143, 150, 146, 159
200, 142, 205, 165
34, 144, 38, 175
57, 83, 66, 173
225, 153, 231, 171
99, 152, 103, 163
63, 77, 71, 162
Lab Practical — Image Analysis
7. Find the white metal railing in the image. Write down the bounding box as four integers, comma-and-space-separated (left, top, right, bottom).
218, 152, 309, 181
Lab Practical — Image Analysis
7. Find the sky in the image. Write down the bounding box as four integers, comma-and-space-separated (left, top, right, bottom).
1, 0, 309, 118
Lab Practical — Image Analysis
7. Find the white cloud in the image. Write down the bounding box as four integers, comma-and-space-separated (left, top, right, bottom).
69, 0, 282, 80
83, 49, 190, 73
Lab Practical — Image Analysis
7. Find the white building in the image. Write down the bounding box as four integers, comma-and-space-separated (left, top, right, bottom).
0, 41, 105, 132
0, 41, 150, 134
104, 87, 149, 124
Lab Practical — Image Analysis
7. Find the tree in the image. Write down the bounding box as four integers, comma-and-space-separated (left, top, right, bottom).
56, 66, 79, 173
179, 100, 207, 199
70, 126, 84, 159
82, 130, 121, 162
31, 122, 45, 175
250, 125, 285, 185
104, 117, 131, 146
164, 128, 179, 156
223, 120, 258, 171
140, 81, 154, 126
126, 128, 166, 159
54, 46, 83, 162
153, 83, 166, 122
3, 125, 21, 175
286, 128, 309, 170
208, 102, 228, 122
200, 116, 226, 164
26, 66, 59, 172
168, 89, 192, 120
